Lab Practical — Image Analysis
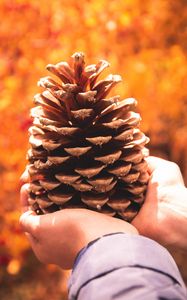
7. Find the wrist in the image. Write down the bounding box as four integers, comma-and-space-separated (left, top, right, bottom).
83, 215, 139, 247
72, 211, 139, 268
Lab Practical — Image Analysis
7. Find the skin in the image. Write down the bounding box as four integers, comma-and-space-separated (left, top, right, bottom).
19, 156, 187, 269
19, 191, 138, 269
132, 156, 187, 250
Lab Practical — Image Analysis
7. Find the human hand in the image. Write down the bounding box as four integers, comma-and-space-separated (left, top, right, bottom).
19, 184, 138, 269
132, 156, 187, 250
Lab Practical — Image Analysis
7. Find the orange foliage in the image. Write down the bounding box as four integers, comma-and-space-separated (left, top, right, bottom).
0, 0, 187, 291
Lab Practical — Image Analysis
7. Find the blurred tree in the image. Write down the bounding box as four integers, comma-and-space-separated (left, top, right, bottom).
0, 0, 186, 297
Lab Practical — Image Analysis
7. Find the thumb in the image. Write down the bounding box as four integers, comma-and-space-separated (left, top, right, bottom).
19, 210, 40, 235
20, 183, 30, 212
19, 167, 30, 187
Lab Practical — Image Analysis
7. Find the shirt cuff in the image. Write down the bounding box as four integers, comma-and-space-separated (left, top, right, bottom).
68, 233, 186, 298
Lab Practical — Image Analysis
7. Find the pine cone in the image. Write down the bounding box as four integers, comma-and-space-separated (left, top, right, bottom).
26, 52, 150, 222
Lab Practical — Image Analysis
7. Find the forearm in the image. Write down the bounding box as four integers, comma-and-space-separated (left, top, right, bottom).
68, 233, 187, 300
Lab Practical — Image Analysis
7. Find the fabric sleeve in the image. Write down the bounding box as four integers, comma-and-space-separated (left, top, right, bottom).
68, 233, 187, 300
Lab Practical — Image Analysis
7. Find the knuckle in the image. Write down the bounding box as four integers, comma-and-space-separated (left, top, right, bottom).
32, 223, 40, 236
36, 250, 50, 264
19, 215, 24, 229
19, 213, 28, 231
168, 161, 180, 173
165, 161, 183, 185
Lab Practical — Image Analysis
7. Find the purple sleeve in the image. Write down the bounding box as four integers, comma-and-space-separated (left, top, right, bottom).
68, 233, 187, 300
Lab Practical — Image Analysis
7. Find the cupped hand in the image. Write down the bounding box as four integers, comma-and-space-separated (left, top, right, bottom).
132, 156, 187, 250
19, 156, 187, 269
19, 185, 138, 269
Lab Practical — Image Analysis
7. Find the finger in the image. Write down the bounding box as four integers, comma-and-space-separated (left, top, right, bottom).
19, 210, 40, 236
25, 232, 39, 244
19, 167, 30, 186
145, 156, 169, 173
20, 184, 30, 212
146, 156, 184, 185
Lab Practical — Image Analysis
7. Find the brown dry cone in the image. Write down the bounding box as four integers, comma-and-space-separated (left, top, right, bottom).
26, 52, 150, 222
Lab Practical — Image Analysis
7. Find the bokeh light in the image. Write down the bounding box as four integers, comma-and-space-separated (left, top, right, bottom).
0, 0, 187, 299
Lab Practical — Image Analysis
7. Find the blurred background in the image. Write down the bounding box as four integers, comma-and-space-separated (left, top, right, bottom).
0, 0, 187, 299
